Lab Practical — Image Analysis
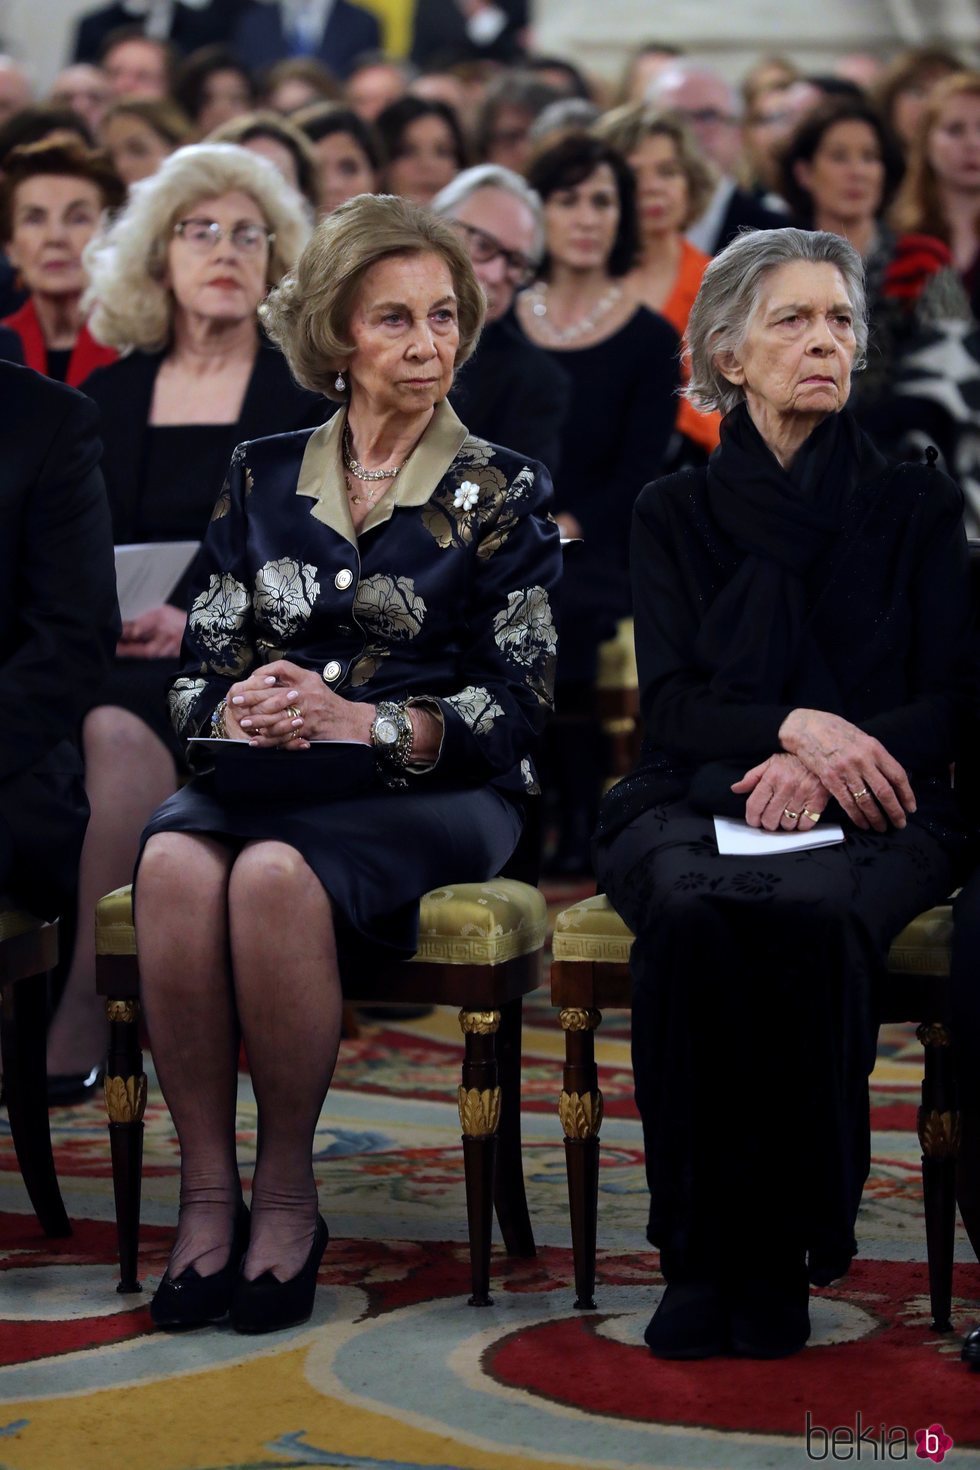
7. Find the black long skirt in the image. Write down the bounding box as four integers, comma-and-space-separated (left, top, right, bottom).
594, 798, 956, 1285
140, 777, 523, 966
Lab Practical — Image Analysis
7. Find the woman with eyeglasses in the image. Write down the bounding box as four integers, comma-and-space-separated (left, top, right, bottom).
42, 144, 328, 1101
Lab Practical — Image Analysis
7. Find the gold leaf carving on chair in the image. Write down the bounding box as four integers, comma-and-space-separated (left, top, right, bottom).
457, 1085, 501, 1137
458, 1009, 500, 1035
918, 1108, 961, 1159
559, 1089, 604, 1139
104, 1073, 148, 1124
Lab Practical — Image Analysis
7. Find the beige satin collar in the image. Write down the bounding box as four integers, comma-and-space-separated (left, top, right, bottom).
296, 399, 470, 546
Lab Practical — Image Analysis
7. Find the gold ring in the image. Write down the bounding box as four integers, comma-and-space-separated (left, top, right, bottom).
286, 704, 302, 720
783, 808, 799, 821
802, 808, 821, 824
851, 787, 870, 801
288, 728, 299, 740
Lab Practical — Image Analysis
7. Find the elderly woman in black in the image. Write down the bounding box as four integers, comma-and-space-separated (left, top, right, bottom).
594, 227, 972, 1360
135, 193, 561, 1335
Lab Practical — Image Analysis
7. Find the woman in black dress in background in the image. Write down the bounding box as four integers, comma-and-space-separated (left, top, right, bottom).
44, 143, 325, 1097
594, 227, 973, 1360
515, 133, 679, 871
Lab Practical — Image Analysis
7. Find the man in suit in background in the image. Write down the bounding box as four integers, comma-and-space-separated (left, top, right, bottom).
434, 164, 569, 478
231, 0, 380, 80
410, 0, 527, 68
648, 60, 788, 255
0, 362, 118, 918
73, 0, 240, 63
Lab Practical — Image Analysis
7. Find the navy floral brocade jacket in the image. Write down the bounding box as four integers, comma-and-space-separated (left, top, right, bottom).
167, 399, 562, 799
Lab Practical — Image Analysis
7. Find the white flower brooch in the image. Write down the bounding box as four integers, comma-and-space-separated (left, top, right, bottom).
453, 480, 480, 512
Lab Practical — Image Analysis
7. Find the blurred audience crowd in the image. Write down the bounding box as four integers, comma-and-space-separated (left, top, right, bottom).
0, 1, 977, 1086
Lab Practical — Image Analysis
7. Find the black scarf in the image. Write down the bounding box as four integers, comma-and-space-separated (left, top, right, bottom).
697, 403, 883, 710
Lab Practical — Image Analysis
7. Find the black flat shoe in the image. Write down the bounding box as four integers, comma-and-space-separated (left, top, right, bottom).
644, 1279, 729, 1360
47, 1066, 104, 1107
231, 1214, 329, 1335
150, 1204, 250, 1330
729, 1264, 811, 1359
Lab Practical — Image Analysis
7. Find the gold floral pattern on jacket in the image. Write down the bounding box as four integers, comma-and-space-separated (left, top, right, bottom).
168, 675, 208, 734
446, 684, 505, 736
353, 573, 426, 640
493, 586, 557, 707
254, 557, 320, 639
189, 573, 252, 676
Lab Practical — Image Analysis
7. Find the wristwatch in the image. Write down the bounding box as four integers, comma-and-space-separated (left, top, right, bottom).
370, 700, 414, 768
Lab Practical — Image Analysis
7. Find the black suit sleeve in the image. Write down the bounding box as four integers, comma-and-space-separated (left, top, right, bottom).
0, 391, 119, 783
631, 486, 794, 760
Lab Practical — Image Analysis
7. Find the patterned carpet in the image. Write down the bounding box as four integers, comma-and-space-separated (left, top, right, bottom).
3, 972, 980, 1469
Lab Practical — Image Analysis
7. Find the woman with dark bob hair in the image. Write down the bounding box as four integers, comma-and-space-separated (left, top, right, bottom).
515, 131, 680, 873
594, 226, 973, 1360
375, 95, 467, 205
134, 192, 561, 1334
292, 102, 382, 215
778, 96, 962, 446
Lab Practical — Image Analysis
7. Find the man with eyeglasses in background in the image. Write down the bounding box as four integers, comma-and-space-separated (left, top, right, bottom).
647, 60, 787, 255
433, 164, 569, 476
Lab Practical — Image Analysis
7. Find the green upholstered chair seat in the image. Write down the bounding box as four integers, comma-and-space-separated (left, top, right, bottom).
552, 894, 634, 966
596, 618, 638, 691
97, 879, 548, 968
0, 906, 47, 944
95, 887, 137, 957
414, 880, 547, 965
553, 893, 953, 977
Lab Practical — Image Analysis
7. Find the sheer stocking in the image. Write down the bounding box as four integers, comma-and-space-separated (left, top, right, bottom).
136, 832, 242, 1279
47, 706, 177, 1076
228, 841, 343, 1282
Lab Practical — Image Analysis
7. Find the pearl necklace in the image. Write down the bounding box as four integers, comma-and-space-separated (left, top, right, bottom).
527, 281, 624, 345
343, 424, 404, 506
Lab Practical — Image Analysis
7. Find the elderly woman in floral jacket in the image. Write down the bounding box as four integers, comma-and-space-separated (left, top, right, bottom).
136, 194, 561, 1336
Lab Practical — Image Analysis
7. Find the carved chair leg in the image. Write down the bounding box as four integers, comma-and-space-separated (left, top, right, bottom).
559, 1006, 603, 1310
0, 976, 71, 1237
917, 1021, 959, 1332
493, 997, 535, 1258
104, 998, 147, 1294
459, 1008, 501, 1306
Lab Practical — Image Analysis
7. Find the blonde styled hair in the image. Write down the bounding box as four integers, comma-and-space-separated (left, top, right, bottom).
84, 142, 311, 351
262, 192, 485, 400
891, 71, 980, 239
593, 103, 716, 229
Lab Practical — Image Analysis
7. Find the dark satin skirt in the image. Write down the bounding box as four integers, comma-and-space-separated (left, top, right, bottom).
139, 777, 523, 964
594, 797, 956, 1285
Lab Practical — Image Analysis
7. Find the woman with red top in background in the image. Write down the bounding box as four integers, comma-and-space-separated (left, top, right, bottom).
596, 103, 723, 462
0, 138, 124, 385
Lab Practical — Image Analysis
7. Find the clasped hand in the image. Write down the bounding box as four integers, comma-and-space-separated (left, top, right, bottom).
224, 660, 373, 750
732, 709, 916, 834
118, 605, 186, 659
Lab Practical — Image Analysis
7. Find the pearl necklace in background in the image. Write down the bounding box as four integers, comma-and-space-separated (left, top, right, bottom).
527, 281, 624, 345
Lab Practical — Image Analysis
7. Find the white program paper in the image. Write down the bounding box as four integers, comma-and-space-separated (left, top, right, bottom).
114, 541, 200, 622
713, 815, 845, 856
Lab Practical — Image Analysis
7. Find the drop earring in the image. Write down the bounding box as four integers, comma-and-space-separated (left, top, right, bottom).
334, 370, 346, 392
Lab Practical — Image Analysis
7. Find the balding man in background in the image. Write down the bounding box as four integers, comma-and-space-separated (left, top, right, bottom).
647, 60, 787, 254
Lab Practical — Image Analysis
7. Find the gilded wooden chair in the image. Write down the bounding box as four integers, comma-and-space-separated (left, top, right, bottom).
0, 908, 70, 1238
551, 894, 963, 1331
96, 877, 546, 1304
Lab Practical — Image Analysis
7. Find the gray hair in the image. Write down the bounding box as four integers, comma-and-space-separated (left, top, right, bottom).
528, 97, 601, 142
430, 163, 546, 264
83, 142, 311, 352
685, 227, 868, 415
646, 60, 742, 120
